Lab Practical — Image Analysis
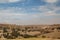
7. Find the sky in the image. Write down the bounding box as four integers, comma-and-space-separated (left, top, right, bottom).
0, 0, 60, 25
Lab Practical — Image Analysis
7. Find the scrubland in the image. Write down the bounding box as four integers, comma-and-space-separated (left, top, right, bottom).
0, 24, 60, 40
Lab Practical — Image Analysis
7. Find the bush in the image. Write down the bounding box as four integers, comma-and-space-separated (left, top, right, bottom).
41, 35, 46, 38
57, 37, 60, 39
3, 33, 7, 38
22, 34, 38, 38
23, 34, 31, 38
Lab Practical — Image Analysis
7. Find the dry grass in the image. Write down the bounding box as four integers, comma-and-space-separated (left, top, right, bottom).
0, 38, 60, 40
42, 32, 60, 38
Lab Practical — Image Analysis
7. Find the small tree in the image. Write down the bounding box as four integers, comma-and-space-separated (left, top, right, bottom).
25, 27, 28, 34
11, 28, 20, 39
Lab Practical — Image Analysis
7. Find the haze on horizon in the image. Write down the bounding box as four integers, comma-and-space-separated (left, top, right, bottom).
0, 0, 60, 25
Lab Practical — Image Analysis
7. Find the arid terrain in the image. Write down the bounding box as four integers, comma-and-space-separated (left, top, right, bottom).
0, 24, 60, 40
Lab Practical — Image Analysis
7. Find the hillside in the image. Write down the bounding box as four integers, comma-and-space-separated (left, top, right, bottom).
0, 24, 60, 39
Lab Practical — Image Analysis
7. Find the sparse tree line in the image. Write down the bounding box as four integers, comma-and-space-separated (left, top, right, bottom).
0, 24, 60, 39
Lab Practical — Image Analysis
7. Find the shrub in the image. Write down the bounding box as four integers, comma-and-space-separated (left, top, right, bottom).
57, 37, 60, 39
41, 35, 46, 38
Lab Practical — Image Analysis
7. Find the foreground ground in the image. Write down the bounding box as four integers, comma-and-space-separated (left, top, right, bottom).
0, 38, 60, 40
20, 38, 60, 40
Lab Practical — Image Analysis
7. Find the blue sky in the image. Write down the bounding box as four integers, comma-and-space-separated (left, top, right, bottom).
0, 0, 60, 25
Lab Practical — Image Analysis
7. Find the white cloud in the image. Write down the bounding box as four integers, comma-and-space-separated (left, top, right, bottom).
8, 0, 20, 2
0, 3, 60, 24
0, 7, 29, 25
45, 10, 60, 16
0, 7, 29, 20
0, 7, 43, 25
34, 4, 60, 16
0, 0, 25, 3
44, 0, 58, 3
31, 3, 60, 17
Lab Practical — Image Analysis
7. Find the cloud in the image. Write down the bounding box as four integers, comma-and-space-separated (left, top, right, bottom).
0, 7, 44, 25
0, 0, 25, 3
0, 0, 60, 25
31, 3, 60, 16
0, 7, 60, 25
0, 9, 34, 25
0, 7, 29, 21
8, 0, 20, 2
44, 0, 58, 3
44, 11, 59, 16
0, 7, 28, 17
0, 7, 29, 24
